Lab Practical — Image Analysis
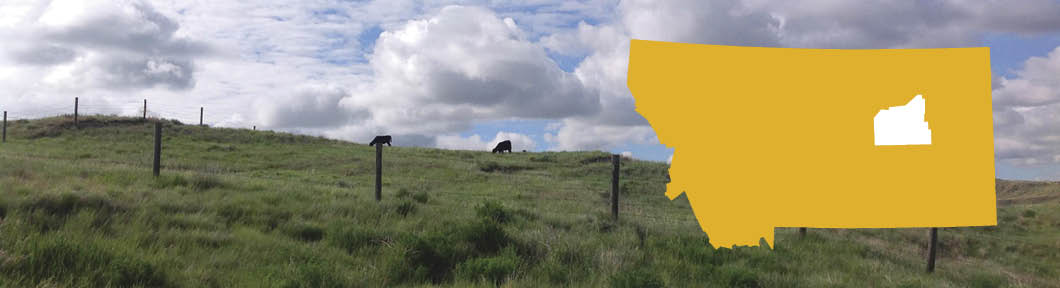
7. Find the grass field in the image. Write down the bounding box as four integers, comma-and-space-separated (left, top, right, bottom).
0, 115, 1057, 287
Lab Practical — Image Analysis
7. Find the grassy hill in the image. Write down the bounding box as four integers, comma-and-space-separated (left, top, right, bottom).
0, 115, 1057, 287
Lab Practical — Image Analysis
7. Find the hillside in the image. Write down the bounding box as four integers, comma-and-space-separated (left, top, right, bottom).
0, 115, 1058, 287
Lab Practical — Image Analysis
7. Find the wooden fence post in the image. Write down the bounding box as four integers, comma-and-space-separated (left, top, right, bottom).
143, 99, 147, 121
375, 143, 383, 201
74, 97, 79, 129
199, 107, 204, 126
153, 122, 162, 176
800, 227, 807, 238
927, 227, 938, 272
2, 111, 6, 143
612, 154, 620, 220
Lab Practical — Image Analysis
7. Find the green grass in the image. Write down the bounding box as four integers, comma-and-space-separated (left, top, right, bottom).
0, 115, 1057, 287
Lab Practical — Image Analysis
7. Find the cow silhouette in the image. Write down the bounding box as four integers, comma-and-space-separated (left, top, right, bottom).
492, 140, 512, 154
369, 135, 392, 146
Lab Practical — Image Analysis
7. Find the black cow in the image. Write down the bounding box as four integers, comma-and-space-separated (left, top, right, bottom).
369, 135, 392, 146
492, 140, 512, 154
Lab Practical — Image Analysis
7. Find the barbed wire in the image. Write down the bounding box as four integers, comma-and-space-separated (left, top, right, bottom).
5, 103, 1051, 236
2, 98, 257, 129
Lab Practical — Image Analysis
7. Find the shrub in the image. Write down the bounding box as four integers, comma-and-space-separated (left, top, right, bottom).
476, 201, 512, 223
1022, 209, 1036, 218
283, 222, 325, 242
20, 193, 125, 231
396, 189, 429, 204
216, 202, 253, 225
411, 191, 430, 203
205, 144, 237, 152
589, 213, 617, 233
385, 234, 460, 284
328, 226, 390, 254
968, 272, 1006, 288
396, 200, 417, 217
580, 155, 613, 164
21, 193, 122, 217
382, 218, 525, 285
610, 268, 665, 288
661, 235, 715, 265
455, 248, 520, 285
543, 243, 594, 284
896, 279, 927, 288
620, 179, 665, 196
191, 174, 225, 191
3, 237, 170, 287
280, 262, 348, 288
396, 188, 411, 198
717, 265, 759, 288
478, 161, 531, 173
152, 175, 190, 189
151, 174, 225, 191
458, 220, 511, 255
260, 207, 292, 230
529, 154, 556, 162
162, 213, 220, 231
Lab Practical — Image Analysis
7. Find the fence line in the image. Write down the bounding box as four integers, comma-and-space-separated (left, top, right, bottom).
0, 98, 961, 273
1, 97, 258, 130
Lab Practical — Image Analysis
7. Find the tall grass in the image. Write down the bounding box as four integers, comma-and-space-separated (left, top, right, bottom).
0, 116, 1057, 287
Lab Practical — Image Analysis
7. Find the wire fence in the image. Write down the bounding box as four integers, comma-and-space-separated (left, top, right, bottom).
1, 98, 254, 129
3, 97, 1046, 274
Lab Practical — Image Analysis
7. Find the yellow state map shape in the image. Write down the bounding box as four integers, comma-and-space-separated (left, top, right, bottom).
627, 40, 996, 248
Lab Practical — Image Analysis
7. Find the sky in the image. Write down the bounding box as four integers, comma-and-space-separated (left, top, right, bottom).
1, 0, 1060, 180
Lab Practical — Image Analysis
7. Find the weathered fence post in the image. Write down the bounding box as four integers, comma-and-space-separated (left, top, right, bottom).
611, 154, 620, 220
199, 107, 204, 126
153, 122, 162, 176
143, 99, 147, 121
800, 227, 807, 238
375, 142, 383, 202
927, 227, 938, 272
253, 125, 256, 131
74, 97, 79, 128
2, 111, 6, 143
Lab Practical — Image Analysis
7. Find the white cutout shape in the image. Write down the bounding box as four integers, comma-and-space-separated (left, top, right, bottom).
874, 94, 931, 146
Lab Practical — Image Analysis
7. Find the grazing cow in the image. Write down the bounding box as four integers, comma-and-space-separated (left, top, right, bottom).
492, 140, 512, 154
369, 135, 392, 146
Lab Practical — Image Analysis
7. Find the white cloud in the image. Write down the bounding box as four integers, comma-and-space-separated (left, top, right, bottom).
303, 5, 607, 145
545, 118, 657, 151
538, 0, 787, 151
745, 0, 1060, 49
620, 0, 781, 47
542, 0, 1060, 157
0, 0, 209, 111
994, 47, 1060, 108
993, 47, 1060, 166
260, 85, 370, 128
3, 0, 1060, 170
362, 6, 599, 119
436, 131, 536, 152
